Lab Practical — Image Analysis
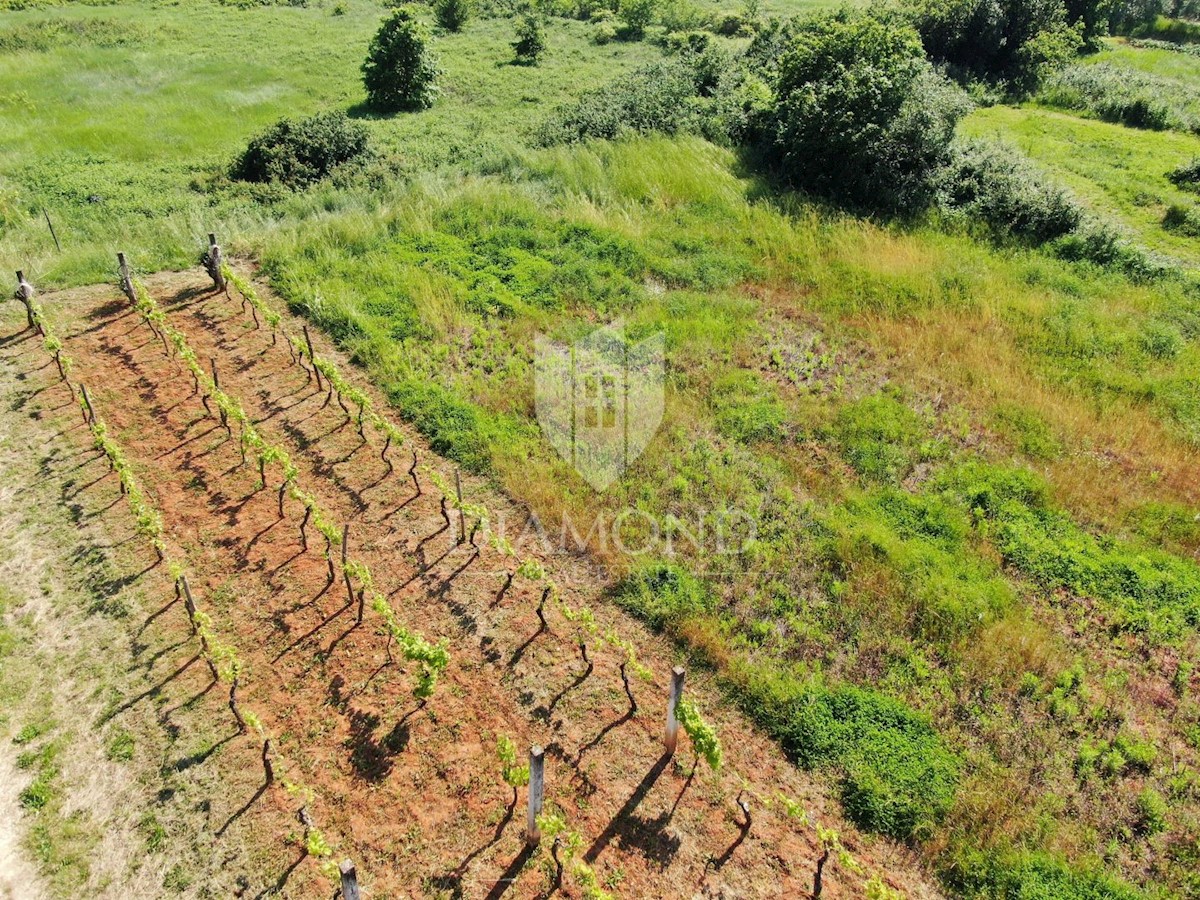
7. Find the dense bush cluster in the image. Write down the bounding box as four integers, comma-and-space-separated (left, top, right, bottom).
936, 139, 1083, 242
231, 111, 370, 188
362, 7, 442, 111
1041, 63, 1200, 132
767, 12, 969, 214
903, 0, 1083, 94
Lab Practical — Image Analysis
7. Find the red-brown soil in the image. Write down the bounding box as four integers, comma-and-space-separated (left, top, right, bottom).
9, 269, 943, 899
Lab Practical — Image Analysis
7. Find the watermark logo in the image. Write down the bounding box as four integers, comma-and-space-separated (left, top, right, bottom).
534, 321, 664, 491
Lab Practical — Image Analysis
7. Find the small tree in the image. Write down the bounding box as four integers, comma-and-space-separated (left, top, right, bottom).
619, 0, 657, 36
434, 0, 471, 32
362, 7, 442, 112
512, 14, 548, 65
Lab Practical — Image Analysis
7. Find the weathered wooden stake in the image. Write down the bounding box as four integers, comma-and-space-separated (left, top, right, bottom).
179, 575, 198, 633
665, 666, 686, 756
80, 384, 97, 425
454, 468, 466, 544
526, 746, 545, 847
42, 207, 61, 253
116, 252, 134, 304
303, 325, 321, 390
206, 233, 225, 291
14, 271, 35, 329
339, 860, 362, 900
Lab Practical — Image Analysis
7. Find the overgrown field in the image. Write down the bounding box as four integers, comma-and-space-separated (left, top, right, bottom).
5, 0, 1200, 897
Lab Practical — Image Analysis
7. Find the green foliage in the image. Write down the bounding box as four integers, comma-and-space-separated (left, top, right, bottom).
362, 7, 442, 112
614, 562, 713, 629
1168, 157, 1200, 190
1041, 64, 1200, 133
735, 669, 959, 840
0, 17, 153, 53
937, 139, 1083, 244
496, 734, 530, 788
675, 699, 722, 770
512, 14, 548, 64
768, 11, 969, 214
710, 371, 786, 443
905, 0, 1083, 94
1163, 201, 1200, 235
1135, 786, 1170, 835
618, 0, 657, 36
231, 111, 370, 188
434, 0, 471, 32
939, 461, 1200, 641
372, 595, 450, 698
536, 58, 715, 144
828, 394, 931, 483
945, 850, 1147, 899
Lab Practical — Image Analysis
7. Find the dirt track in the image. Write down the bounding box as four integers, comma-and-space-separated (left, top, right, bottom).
4, 268, 942, 899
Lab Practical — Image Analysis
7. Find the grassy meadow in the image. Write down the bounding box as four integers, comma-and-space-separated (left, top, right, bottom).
5, 0, 1200, 897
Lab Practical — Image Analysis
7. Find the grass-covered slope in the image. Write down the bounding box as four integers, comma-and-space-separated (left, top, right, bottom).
4, 1, 1200, 896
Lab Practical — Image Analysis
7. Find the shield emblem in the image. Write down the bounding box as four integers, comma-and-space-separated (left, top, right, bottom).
535, 321, 665, 492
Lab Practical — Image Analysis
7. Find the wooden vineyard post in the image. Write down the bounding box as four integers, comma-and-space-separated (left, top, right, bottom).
117, 252, 135, 305
665, 666, 685, 756
454, 468, 466, 544
526, 745, 545, 847
14, 271, 35, 330
80, 384, 97, 426
339, 860, 362, 900
206, 232, 226, 291
179, 574, 198, 633
303, 325, 321, 390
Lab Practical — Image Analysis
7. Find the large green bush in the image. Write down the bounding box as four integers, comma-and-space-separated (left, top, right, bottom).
231, 111, 370, 188
362, 7, 442, 112
937, 139, 1083, 243
904, 0, 1082, 94
767, 12, 970, 214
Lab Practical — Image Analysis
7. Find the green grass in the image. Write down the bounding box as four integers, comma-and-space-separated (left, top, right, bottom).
963, 103, 1200, 268
5, 1, 1200, 896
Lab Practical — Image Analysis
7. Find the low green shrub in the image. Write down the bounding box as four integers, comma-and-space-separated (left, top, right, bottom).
945, 850, 1146, 899
710, 371, 786, 443
614, 562, 714, 628
536, 58, 730, 144
434, 0, 472, 31
1168, 157, 1200, 190
1135, 786, 1170, 835
1041, 64, 1200, 133
733, 665, 959, 840
937, 139, 1083, 244
939, 461, 1200, 641
828, 394, 932, 484
231, 111, 370, 188
1163, 202, 1200, 236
